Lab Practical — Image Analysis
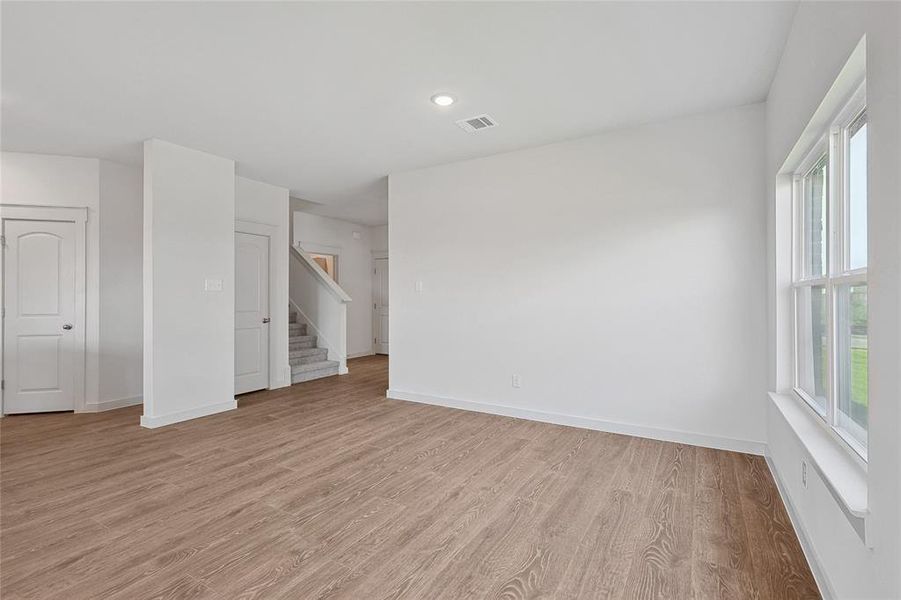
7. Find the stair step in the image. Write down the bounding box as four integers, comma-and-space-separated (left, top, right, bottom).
288, 323, 307, 336
289, 311, 298, 324
291, 360, 338, 374
289, 335, 317, 350
290, 348, 328, 366
289, 347, 327, 358
291, 360, 339, 384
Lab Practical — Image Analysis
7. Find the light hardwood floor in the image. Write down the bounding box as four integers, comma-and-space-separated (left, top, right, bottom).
1, 355, 818, 599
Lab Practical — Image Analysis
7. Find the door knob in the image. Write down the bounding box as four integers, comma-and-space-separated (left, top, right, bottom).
62, 323, 73, 330
262, 317, 271, 324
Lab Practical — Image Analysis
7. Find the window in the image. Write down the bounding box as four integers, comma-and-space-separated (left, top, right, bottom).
801, 155, 828, 279
847, 112, 868, 270
795, 283, 827, 412
793, 87, 868, 459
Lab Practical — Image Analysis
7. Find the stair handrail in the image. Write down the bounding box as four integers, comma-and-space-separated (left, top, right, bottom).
290, 244, 352, 303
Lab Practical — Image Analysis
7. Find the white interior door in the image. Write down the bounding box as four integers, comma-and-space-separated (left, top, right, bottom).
235, 231, 270, 394
373, 257, 389, 354
3, 219, 78, 413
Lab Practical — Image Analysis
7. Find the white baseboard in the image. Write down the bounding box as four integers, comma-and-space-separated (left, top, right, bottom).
140, 399, 237, 429
386, 389, 766, 456
765, 453, 834, 600
77, 395, 143, 413
347, 350, 375, 359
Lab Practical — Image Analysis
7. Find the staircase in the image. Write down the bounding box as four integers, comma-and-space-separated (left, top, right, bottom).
289, 310, 340, 383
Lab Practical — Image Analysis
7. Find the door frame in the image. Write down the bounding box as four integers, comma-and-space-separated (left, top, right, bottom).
1, 204, 88, 415
235, 220, 278, 390
372, 251, 388, 355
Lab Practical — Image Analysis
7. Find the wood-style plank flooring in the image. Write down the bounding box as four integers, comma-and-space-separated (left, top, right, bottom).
0, 355, 819, 599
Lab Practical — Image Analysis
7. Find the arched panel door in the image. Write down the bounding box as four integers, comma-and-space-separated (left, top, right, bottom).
3, 219, 77, 413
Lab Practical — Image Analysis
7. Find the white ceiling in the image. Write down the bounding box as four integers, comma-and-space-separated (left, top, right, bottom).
1, 1, 797, 225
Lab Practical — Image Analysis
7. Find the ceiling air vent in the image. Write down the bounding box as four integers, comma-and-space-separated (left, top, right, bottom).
456, 114, 498, 133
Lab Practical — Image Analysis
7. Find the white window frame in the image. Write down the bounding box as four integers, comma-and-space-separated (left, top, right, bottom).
792, 81, 868, 461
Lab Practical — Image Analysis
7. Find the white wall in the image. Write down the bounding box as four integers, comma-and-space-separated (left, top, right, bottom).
98, 160, 143, 409
142, 139, 236, 427
292, 211, 375, 358
765, 3, 901, 598
388, 103, 767, 452
371, 224, 388, 254
236, 176, 290, 389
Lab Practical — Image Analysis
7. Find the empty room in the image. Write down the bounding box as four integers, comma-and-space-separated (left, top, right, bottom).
1, 1, 899, 599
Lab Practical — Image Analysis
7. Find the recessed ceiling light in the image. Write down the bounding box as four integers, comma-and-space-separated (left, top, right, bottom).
430, 93, 455, 107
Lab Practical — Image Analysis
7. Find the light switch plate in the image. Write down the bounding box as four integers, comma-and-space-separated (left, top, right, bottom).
204, 278, 223, 292
415, 280, 423, 293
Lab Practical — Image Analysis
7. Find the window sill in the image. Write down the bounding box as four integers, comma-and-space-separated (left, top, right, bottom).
769, 392, 869, 543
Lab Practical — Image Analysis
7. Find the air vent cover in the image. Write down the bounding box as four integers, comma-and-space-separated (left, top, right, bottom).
456, 114, 498, 133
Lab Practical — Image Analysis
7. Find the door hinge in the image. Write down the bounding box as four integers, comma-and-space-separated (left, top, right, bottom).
0, 235, 6, 247
374, 338, 377, 344
1, 380, 4, 391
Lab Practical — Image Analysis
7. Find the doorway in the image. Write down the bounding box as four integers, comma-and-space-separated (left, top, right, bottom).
234, 228, 271, 395
2, 207, 87, 414
372, 256, 389, 355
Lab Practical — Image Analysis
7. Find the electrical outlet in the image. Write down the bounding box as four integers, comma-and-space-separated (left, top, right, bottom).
512, 374, 521, 388
801, 460, 808, 489
415, 280, 424, 293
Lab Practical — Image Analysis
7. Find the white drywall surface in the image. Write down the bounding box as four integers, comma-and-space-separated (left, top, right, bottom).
388, 103, 768, 450
142, 139, 236, 427
98, 159, 143, 408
